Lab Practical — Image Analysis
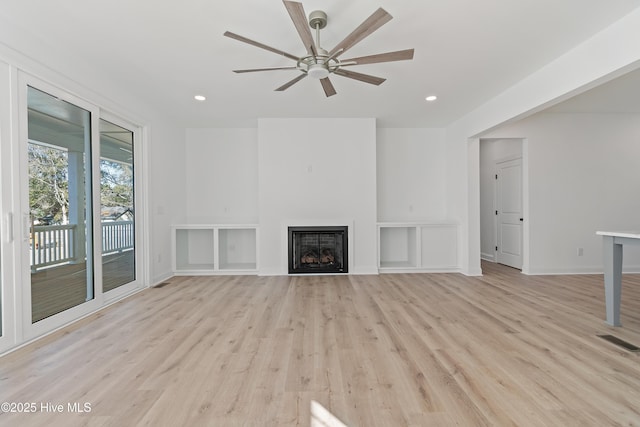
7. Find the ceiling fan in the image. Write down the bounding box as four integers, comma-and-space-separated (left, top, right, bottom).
223, 0, 414, 97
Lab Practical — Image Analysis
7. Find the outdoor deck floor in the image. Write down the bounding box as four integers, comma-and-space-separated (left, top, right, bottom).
31, 251, 135, 322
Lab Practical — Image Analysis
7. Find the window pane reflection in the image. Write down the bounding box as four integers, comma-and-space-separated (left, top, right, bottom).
28, 86, 94, 322
100, 119, 135, 292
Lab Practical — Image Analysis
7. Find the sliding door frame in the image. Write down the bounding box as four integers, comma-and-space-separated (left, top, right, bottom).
18, 74, 102, 340
100, 111, 146, 302
0, 120, 16, 353
0, 62, 19, 354
14, 72, 147, 343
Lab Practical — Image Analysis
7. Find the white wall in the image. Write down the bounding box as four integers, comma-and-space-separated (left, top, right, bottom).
184, 128, 258, 224
148, 122, 187, 283
484, 113, 640, 273
377, 128, 447, 221
258, 118, 377, 275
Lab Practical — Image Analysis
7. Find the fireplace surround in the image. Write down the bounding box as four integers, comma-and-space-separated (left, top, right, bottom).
288, 226, 348, 274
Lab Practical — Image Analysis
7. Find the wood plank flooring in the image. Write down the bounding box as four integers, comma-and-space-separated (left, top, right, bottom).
1, 262, 640, 426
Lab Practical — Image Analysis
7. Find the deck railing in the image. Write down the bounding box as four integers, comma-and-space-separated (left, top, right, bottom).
102, 221, 134, 254
31, 224, 77, 269
31, 221, 134, 270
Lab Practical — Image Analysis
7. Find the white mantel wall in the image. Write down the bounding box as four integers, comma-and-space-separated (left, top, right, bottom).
257, 118, 377, 275
184, 123, 452, 276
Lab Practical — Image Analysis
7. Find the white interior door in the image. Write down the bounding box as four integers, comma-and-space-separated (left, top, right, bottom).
496, 158, 523, 269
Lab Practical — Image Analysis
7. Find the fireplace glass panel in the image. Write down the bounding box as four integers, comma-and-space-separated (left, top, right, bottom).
288, 226, 348, 274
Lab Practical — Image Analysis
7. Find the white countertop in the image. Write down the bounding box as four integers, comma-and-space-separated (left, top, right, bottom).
596, 231, 640, 239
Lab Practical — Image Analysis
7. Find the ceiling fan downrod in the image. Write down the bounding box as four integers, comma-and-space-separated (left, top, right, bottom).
305, 10, 331, 78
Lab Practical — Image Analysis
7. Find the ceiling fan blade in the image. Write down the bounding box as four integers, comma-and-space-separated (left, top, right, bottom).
275, 74, 307, 91
283, 0, 317, 55
328, 8, 392, 58
334, 69, 386, 86
233, 66, 299, 73
224, 31, 299, 61
320, 77, 337, 97
341, 48, 414, 66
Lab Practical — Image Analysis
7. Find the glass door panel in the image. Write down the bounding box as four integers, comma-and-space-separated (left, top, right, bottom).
28, 86, 94, 323
100, 119, 135, 292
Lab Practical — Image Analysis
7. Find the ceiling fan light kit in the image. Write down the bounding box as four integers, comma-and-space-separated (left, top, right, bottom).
307, 63, 330, 79
224, 0, 414, 97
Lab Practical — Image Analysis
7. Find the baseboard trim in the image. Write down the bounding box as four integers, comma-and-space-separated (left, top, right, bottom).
150, 272, 174, 286
481, 252, 496, 262
524, 265, 640, 275
379, 267, 461, 274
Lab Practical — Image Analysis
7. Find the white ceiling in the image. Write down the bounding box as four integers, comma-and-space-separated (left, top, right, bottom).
1, 0, 640, 128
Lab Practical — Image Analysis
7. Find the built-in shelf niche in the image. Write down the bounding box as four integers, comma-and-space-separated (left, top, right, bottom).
218, 227, 257, 271
172, 224, 258, 275
377, 222, 458, 272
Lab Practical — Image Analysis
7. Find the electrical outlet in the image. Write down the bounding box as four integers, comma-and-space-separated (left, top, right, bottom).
577, 247, 584, 256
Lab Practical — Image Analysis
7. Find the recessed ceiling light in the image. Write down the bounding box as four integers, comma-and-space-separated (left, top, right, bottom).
425, 95, 437, 102
194, 95, 206, 101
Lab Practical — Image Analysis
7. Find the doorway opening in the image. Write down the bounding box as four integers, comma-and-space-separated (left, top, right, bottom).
479, 138, 525, 271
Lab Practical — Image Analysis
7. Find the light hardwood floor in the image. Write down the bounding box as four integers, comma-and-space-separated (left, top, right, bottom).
1, 262, 640, 426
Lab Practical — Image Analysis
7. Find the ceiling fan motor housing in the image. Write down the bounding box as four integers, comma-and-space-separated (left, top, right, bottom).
308, 10, 327, 29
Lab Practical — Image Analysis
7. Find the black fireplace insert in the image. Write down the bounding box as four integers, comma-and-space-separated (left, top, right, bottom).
288, 226, 348, 274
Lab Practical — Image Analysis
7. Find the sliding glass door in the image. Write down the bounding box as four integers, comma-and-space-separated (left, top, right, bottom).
100, 119, 136, 292
0, 70, 145, 352
28, 86, 95, 323
20, 79, 141, 338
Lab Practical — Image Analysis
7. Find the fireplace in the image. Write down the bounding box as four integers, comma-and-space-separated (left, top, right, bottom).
288, 226, 348, 274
